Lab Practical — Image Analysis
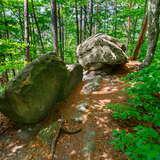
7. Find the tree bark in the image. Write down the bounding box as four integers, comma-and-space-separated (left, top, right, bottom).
24, 0, 30, 62
18, 8, 24, 41
58, 3, 64, 60
75, 0, 79, 46
2, 5, 9, 39
79, 6, 83, 43
114, 0, 117, 37
51, 0, 58, 54
126, 2, 133, 50
104, 1, 108, 33
61, 17, 65, 60
140, 0, 160, 69
31, 0, 44, 52
89, 0, 93, 36
83, 5, 88, 39
30, 13, 37, 53
61, 5, 65, 58
133, 14, 148, 60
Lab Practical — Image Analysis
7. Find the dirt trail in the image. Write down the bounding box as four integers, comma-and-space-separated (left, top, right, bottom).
0, 61, 140, 160
55, 78, 127, 160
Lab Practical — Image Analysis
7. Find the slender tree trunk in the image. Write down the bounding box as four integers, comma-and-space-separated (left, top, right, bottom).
31, 0, 44, 52
83, 5, 87, 39
10, 54, 16, 77
2, 3, 15, 78
51, 0, 58, 54
18, 8, 24, 41
24, 0, 30, 62
30, 13, 37, 53
61, 5, 65, 57
114, 1, 117, 37
75, 0, 79, 46
126, 2, 133, 50
0, 9, 2, 38
2, 6, 9, 39
57, 3, 64, 60
94, 3, 98, 34
130, 17, 138, 53
89, 0, 93, 36
104, 1, 108, 33
61, 16, 65, 60
132, 0, 148, 60
79, 6, 83, 43
140, 0, 160, 69
133, 14, 148, 60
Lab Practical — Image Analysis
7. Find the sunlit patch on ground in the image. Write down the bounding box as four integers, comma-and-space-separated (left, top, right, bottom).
0, 61, 139, 160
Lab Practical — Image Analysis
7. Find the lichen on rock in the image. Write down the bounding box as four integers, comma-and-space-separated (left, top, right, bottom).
76, 33, 128, 71
0, 54, 83, 124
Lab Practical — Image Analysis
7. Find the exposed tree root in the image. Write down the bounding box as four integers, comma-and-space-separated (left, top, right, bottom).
51, 117, 82, 160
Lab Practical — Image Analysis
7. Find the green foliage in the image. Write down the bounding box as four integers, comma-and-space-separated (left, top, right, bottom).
108, 41, 160, 159
112, 126, 160, 160
38, 122, 58, 145
0, 39, 25, 74
107, 103, 141, 120
0, 0, 146, 86
0, 0, 159, 158
108, 42, 160, 126
124, 47, 160, 126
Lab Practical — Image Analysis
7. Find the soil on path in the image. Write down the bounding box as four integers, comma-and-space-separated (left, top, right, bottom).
0, 61, 140, 160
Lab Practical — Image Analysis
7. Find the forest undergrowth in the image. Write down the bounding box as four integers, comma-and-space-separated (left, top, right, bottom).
107, 44, 160, 160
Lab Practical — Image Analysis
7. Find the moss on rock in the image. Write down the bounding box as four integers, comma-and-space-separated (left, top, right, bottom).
0, 54, 70, 124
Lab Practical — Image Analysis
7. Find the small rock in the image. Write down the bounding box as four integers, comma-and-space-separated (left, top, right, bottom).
17, 129, 22, 133
73, 116, 83, 123
82, 75, 102, 94
78, 106, 87, 112
77, 102, 89, 112
83, 71, 96, 81
62, 155, 69, 160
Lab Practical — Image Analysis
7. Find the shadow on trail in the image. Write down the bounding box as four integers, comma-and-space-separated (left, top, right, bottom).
0, 61, 140, 160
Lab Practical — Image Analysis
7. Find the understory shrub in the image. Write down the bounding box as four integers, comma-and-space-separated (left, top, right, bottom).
106, 45, 160, 160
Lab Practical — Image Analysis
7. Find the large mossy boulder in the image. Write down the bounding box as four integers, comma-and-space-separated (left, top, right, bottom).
65, 64, 83, 96
0, 54, 83, 124
76, 33, 128, 71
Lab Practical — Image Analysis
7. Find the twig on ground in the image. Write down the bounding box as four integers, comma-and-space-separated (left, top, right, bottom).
51, 116, 82, 160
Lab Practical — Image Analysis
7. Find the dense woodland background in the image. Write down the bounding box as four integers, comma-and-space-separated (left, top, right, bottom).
1, 0, 158, 85
0, 0, 160, 159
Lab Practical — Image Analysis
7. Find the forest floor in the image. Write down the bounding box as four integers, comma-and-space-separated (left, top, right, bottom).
0, 61, 140, 160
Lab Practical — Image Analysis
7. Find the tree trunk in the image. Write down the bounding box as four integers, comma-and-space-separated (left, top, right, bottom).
83, 5, 88, 39
24, 0, 30, 62
61, 17, 65, 60
75, 0, 79, 46
133, 14, 148, 60
104, 1, 108, 33
89, 0, 93, 36
94, 3, 98, 34
2, 2, 16, 77
130, 17, 138, 53
18, 8, 24, 41
114, 1, 117, 37
30, 13, 37, 54
2, 5, 9, 39
79, 6, 83, 43
31, 0, 44, 52
140, 0, 160, 69
50, 0, 58, 54
58, 3, 64, 60
126, 2, 133, 50
61, 5, 65, 57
